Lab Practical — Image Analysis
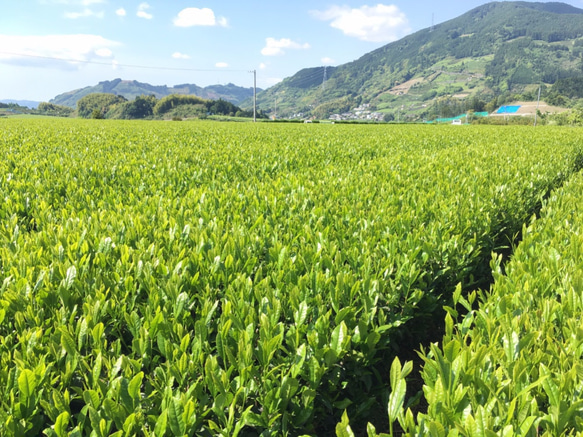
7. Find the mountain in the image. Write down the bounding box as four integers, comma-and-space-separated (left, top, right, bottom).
256, 1, 583, 119
50, 79, 259, 108
0, 99, 41, 109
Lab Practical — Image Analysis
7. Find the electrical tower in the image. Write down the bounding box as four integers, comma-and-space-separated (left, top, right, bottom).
322, 66, 327, 90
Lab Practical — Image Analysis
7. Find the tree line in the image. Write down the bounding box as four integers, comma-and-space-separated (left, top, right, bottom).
76, 93, 261, 120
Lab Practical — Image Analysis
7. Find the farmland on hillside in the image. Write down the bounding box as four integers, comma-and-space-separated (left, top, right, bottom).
0, 119, 581, 436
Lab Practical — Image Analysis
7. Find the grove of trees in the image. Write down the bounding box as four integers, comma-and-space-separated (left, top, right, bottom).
74, 93, 258, 120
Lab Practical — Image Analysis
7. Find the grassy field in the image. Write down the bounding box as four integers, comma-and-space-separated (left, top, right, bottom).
0, 119, 582, 436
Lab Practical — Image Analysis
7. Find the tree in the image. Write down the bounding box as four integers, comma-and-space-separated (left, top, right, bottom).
77, 93, 127, 118
37, 102, 73, 117
153, 94, 207, 116
91, 109, 104, 119
116, 95, 157, 119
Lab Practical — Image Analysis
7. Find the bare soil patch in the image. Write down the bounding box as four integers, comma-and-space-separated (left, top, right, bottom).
388, 78, 424, 95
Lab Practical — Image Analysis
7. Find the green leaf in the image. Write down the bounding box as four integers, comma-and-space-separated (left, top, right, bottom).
475, 406, 487, 437
120, 378, 134, 412
291, 344, 307, 378
428, 421, 446, 437
61, 329, 77, 356
99, 418, 110, 437
128, 372, 144, 402
540, 364, 560, 407
519, 416, 537, 436
388, 358, 407, 424
335, 410, 355, 437
153, 409, 168, 436
93, 353, 102, 387
77, 317, 88, 351
294, 301, 308, 326
168, 397, 185, 436
18, 369, 36, 406
83, 390, 100, 409
331, 321, 347, 356
54, 411, 70, 437
123, 413, 137, 434
308, 356, 322, 386
64, 265, 77, 290
242, 410, 265, 428
52, 389, 69, 415
501, 425, 514, 437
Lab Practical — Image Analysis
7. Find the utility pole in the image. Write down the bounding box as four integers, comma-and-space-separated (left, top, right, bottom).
252, 69, 257, 122
534, 85, 541, 127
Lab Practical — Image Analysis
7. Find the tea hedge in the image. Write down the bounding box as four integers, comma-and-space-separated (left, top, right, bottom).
0, 119, 581, 435
362, 160, 583, 436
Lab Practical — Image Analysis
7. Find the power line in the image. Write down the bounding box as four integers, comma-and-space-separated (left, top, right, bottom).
284, 68, 329, 88
2, 50, 260, 122
0, 51, 249, 73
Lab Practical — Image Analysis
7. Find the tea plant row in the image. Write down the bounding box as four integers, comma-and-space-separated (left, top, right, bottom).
0, 119, 581, 435
358, 162, 583, 436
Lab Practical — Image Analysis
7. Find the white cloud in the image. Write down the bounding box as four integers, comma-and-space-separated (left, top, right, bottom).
259, 62, 267, 70
116, 8, 126, 16
137, 3, 152, 19
95, 48, 112, 57
64, 8, 104, 18
173, 8, 228, 27
311, 4, 410, 42
172, 52, 190, 59
215, 62, 229, 68
42, 0, 106, 4
261, 38, 310, 56
0, 34, 120, 69
321, 57, 336, 65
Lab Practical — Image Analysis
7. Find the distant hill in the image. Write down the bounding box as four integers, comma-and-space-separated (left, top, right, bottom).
0, 99, 41, 109
255, 1, 583, 120
50, 79, 260, 108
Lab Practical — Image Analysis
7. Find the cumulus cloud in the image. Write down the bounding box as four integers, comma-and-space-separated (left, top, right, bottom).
0, 34, 120, 69
116, 8, 126, 16
215, 62, 229, 68
137, 3, 152, 19
41, 0, 105, 18
321, 57, 336, 65
173, 8, 228, 27
261, 38, 310, 56
42, 0, 105, 4
259, 62, 267, 70
64, 8, 104, 18
172, 52, 190, 59
311, 4, 410, 42
95, 48, 113, 57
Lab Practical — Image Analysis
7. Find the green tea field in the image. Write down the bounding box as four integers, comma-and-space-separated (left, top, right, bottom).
0, 119, 582, 436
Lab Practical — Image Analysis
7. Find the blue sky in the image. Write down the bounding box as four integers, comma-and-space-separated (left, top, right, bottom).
2, 0, 583, 101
